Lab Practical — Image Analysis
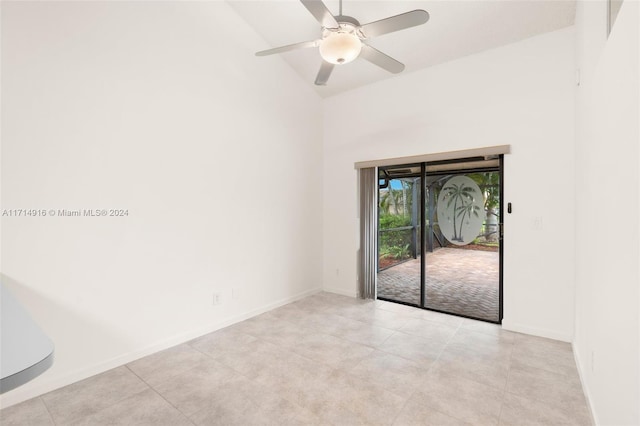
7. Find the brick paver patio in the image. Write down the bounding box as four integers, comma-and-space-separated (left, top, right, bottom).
377, 247, 499, 322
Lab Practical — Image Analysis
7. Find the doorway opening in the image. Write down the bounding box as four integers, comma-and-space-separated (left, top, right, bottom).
376, 156, 503, 323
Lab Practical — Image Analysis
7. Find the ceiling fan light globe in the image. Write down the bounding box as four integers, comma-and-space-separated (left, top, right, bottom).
319, 32, 362, 65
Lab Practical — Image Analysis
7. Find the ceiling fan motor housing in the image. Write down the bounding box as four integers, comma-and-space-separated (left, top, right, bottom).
320, 19, 363, 65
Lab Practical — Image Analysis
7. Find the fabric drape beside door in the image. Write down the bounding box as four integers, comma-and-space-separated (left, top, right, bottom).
358, 167, 377, 299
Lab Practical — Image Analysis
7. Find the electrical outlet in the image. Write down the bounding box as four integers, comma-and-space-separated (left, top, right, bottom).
212, 292, 221, 306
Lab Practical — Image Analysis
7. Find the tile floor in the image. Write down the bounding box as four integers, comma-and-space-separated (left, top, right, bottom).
0, 292, 593, 425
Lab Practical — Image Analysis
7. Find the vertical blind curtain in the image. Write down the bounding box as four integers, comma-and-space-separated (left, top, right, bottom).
358, 167, 377, 299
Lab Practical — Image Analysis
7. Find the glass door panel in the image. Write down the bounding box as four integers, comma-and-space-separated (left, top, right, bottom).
377, 171, 421, 306
424, 170, 501, 322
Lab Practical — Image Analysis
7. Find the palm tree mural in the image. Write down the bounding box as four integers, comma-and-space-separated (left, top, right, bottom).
456, 201, 482, 242
441, 182, 477, 241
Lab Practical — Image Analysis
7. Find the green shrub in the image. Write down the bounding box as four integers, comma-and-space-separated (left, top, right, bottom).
389, 244, 411, 259
379, 214, 411, 229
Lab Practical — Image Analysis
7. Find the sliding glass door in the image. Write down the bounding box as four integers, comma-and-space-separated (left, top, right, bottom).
377, 167, 421, 305
377, 157, 503, 323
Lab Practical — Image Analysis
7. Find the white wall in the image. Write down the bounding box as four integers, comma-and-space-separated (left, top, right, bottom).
322, 27, 577, 341
574, 1, 639, 424
0, 1, 323, 407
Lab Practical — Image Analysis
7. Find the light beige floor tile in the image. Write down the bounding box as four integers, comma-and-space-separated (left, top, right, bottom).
253, 350, 336, 392
368, 310, 415, 330
499, 391, 593, 426
258, 319, 313, 349
0, 397, 54, 426
331, 301, 378, 320
513, 333, 573, 351
297, 312, 365, 335
398, 318, 459, 342
266, 368, 343, 417
290, 296, 331, 313
337, 304, 410, 329
412, 369, 505, 425
127, 343, 211, 387
331, 320, 396, 347
376, 301, 424, 317
213, 332, 334, 392
328, 371, 408, 425
188, 326, 257, 358
212, 338, 288, 377
41, 366, 148, 425
228, 312, 292, 337
448, 328, 515, 357
292, 332, 375, 370
511, 334, 579, 378
190, 392, 262, 425
6, 294, 592, 426
318, 403, 367, 426
431, 346, 510, 390
69, 388, 192, 426
460, 319, 516, 342
377, 331, 444, 369
393, 395, 473, 426
445, 335, 513, 363
315, 291, 358, 305
356, 308, 416, 331
506, 363, 588, 411
375, 299, 392, 309
257, 399, 324, 425
152, 358, 243, 416
189, 378, 322, 426
269, 302, 308, 321
419, 309, 465, 328
348, 350, 430, 398
510, 347, 579, 379
264, 365, 403, 425
235, 379, 324, 425
312, 294, 367, 316
271, 368, 384, 425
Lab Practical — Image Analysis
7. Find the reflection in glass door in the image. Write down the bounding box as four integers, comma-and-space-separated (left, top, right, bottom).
377, 157, 503, 323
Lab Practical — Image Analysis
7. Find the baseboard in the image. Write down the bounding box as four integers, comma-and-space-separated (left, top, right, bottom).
322, 285, 358, 298
572, 342, 598, 426
0, 286, 322, 409
501, 319, 573, 342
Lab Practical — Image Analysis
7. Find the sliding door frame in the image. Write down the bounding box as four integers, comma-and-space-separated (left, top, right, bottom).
376, 155, 504, 324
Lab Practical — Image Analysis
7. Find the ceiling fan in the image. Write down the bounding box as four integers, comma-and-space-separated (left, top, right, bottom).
255, 0, 430, 86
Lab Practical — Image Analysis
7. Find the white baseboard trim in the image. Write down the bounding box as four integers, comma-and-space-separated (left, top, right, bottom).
501, 319, 573, 342
322, 286, 358, 298
0, 286, 322, 409
572, 342, 598, 426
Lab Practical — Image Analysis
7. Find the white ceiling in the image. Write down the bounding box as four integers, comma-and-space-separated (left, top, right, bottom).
229, 0, 576, 97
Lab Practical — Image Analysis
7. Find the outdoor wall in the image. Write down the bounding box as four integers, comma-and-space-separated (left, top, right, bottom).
574, 1, 639, 424
0, 2, 323, 407
322, 27, 576, 341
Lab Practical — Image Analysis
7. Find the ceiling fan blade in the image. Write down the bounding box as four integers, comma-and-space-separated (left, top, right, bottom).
359, 10, 429, 39
360, 44, 405, 74
256, 40, 319, 57
300, 0, 339, 29
315, 61, 335, 85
